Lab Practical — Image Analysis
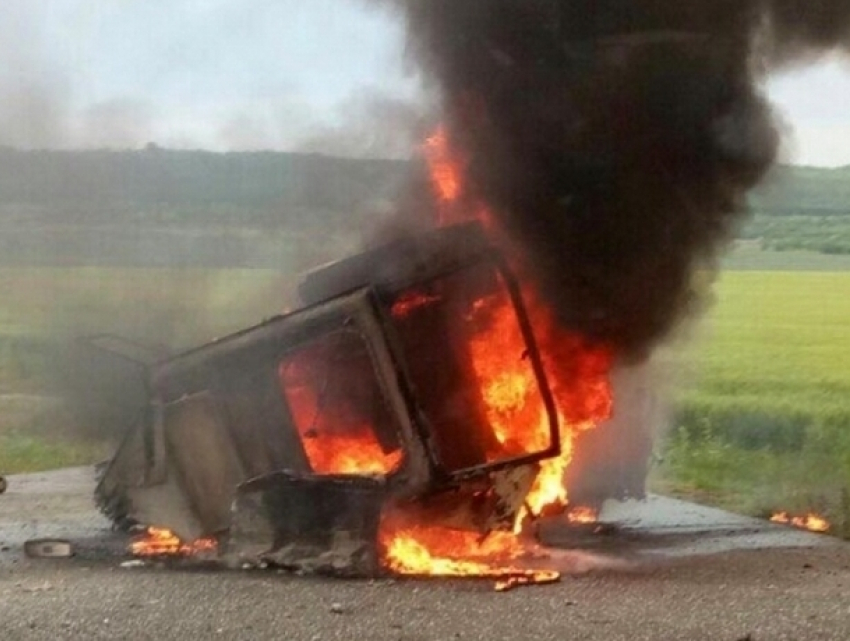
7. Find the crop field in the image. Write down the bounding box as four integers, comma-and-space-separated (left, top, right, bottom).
652, 269, 850, 536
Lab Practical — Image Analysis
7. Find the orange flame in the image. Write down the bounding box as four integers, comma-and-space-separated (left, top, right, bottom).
280, 345, 404, 476
422, 126, 493, 228
525, 310, 613, 518
567, 505, 600, 524
379, 516, 559, 590
466, 281, 612, 523
424, 127, 462, 206
770, 511, 830, 533
467, 296, 552, 460
421, 126, 613, 518
300, 432, 403, 475
130, 527, 217, 557
391, 290, 443, 319
374, 126, 614, 583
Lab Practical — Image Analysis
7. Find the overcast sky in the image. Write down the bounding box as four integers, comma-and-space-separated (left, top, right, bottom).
1, 0, 848, 166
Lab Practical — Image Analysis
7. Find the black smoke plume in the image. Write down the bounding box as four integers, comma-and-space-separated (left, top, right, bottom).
381, 0, 850, 358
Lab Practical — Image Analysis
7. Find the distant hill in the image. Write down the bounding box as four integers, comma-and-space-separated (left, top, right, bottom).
0, 147, 844, 222
751, 164, 850, 216
0, 146, 409, 227
744, 164, 850, 255
0, 147, 410, 268
0, 147, 846, 265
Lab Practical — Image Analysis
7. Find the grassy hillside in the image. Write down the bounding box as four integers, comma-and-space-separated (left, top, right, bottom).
0, 147, 408, 222
0, 149, 847, 267
0, 148, 408, 268
751, 165, 850, 216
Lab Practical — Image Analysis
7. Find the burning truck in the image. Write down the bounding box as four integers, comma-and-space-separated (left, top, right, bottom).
95, 220, 652, 584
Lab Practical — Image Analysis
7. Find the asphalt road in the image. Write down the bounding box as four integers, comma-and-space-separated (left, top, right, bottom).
1, 467, 848, 641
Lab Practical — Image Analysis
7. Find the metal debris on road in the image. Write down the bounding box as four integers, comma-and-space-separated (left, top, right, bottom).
23, 539, 74, 558
120, 560, 148, 569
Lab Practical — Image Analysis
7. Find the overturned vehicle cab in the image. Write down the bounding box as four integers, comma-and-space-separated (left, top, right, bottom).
96, 222, 652, 575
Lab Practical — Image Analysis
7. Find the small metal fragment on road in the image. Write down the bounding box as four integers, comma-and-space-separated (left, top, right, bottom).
23, 539, 74, 558
329, 602, 347, 614
120, 560, 147, 569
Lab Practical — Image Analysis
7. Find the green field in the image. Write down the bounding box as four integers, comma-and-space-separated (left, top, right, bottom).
723, 243, 850, 271
652, 270, 850, 536
0, 267, 295, 347
0, 267, 295, 473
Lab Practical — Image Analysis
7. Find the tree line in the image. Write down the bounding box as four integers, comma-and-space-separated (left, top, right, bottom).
0, 147, 846, 258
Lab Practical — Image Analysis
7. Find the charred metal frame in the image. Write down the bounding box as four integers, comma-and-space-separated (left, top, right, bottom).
96, 223, 560, 559
382, 243, 560, 481
295, 222, 560, 481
